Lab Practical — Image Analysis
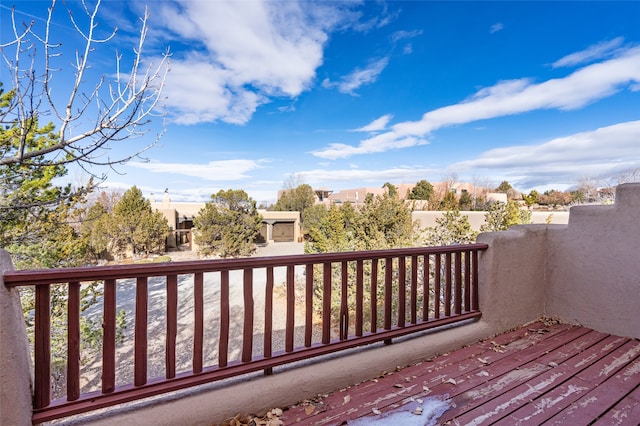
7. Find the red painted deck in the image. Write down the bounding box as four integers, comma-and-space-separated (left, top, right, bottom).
280, 321, 640, 425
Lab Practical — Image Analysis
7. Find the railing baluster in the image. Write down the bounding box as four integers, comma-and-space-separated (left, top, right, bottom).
322, 262, 331, 344
67, 281, 81, 401
166, 274, 178, 379
464, 251, 471, 312
193, 272, 204, 374
454, 252, 462, 315
263, 267, 274, 375
398, 256, 406, 328
264, 266, 274, 359
102, 279, 116, 393
304, 264, 313, 347
370, 259, 378, 333
445, 253, 452, 317
285, 265, 295, 352
472, 249, 480, 311
339, 261, 348, 340
34, 284, 51, 409
242, 269, 254, 363
355, 259, 364, 337
422, 255, 430, 321
434, 254, 441, 319
410, 255, 418, 325
384, 258, 392, 331
219, 271, 229, 368
134, 277, 148, 387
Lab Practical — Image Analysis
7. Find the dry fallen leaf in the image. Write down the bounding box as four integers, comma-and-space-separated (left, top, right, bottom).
478, 370, 490, 377
445, 378, 457, 385
477, 357, 489, 365
372, 408, 382, 415
412, 406, 424, 415
393, 383, 405, 388
423, 385, 431, 393
304, 405, 315, 415
343, 395, 351, 405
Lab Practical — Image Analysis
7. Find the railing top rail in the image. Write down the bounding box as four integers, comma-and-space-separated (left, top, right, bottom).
3, 243, 488, 287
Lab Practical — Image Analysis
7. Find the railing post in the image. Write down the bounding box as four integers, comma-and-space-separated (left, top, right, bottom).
0, 249, 33, 426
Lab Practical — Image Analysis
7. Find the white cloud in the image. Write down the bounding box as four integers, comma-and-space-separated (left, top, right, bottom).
552, 37, 624, 68
129, 159, 268, 180
313, 45, 640, 159
311, 135, 429, 159
352, 4, 399, 32
490, 23, 504, 34
390, 30, 422, 55
296, 166, 440, 185
451, 120, 640, 188
353, 114, 393, 132
160, 58, 264, 125
154, 0, 356, 124
391, 29, 423, 43
323, 57, 390, 95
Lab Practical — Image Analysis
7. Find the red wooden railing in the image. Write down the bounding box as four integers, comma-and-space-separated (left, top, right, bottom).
3, 244, 487, 424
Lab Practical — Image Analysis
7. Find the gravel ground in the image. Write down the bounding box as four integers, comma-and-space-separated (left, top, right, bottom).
252, 241, 305, 258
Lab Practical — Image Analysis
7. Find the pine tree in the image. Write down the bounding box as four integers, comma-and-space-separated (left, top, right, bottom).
424, 210, 478, 246
193, 189, 262, 257
409, 179, 434, 201
111, 186, 170, 257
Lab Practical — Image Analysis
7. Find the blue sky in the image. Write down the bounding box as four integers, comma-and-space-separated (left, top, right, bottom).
3, 1, 640, 204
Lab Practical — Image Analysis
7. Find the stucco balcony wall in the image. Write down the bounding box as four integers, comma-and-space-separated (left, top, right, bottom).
545, 183, 640, 339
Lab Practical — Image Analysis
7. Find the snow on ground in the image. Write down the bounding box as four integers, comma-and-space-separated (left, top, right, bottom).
347, 396, 451, 426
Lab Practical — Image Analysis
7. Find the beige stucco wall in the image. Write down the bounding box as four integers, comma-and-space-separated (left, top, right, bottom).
412, 210, 569, 231
0, 250, 33, 426
476, 225, 548, 330
544, 183, 640, 338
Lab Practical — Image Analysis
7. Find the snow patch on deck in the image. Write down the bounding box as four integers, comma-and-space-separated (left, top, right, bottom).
348, 397, 451, 426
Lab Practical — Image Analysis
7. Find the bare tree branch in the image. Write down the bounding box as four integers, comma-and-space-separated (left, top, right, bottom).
0, 0, 170, 171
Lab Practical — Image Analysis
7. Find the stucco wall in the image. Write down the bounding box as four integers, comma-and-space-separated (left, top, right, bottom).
0, 250, 33, 426
476, 225, 548, 330
545, 183, 640, 338
412, 210, 569, 231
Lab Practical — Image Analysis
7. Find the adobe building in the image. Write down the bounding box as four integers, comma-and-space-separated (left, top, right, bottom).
150, 192, 301, 249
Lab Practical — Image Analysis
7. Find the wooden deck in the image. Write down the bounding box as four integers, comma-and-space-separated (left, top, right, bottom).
280, 321, 640, 425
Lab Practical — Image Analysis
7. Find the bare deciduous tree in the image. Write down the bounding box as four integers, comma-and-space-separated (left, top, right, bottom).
0, 0, 170, 175
615, 168, 640, 185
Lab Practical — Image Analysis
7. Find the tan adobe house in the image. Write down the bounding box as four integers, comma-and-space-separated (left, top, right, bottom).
150, 192, 301, 247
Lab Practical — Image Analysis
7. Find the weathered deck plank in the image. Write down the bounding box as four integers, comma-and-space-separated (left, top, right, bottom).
500, 337, 636, 425
542, 341, 640, 425
281, 322, 640, 425
447, 328, 608, 425
283, 321, 556, 424
591, 383, 640, 425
